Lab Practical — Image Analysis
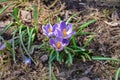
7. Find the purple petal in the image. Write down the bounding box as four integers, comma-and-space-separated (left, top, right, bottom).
49, 38, 55, 46
70, 31, 75, 35
56, 37, 63, 42
42, 25, 47, 33
24, 57, 31, 65
46, 23, 51, 28
60, 21, 66, 31
55, 30, 63, 38
42, 25, 50, 36
62, 39, 69, 46
46, 23, 52, 32
0, 44, 6, 50
52, 24, 58, 32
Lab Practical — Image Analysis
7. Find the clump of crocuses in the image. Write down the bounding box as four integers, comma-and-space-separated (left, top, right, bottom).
42, 21, 75, 51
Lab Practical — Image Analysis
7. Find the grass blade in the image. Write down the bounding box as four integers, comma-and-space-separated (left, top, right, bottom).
83, 35, 94, 48
33, 5, 38, 30
49, 61, 52, 80
57, 17, 62, 23
68, 52, 73, 65
27, 27, 30, 50
0, 3, 12, 15
0, 0, 9, 2
13, 7, 19, 22
52, 72, 57, 80
77, 19, 96, 33
81, 55, 86, 62
75, 31, 93, 36
83, 53, 91, 60
11, 29, 18, 63
66, 13, 78, 24
92, 56, 120, 62
56, 51, 61, 63
49, 50, 55, 80
71, 36, 77, 48
0, 22, 13, 35
65, 49, 73, 65
49, 50, 56, 62
115, 67, 120, 80
19, 25, 36, 64
65, 47, 75, 55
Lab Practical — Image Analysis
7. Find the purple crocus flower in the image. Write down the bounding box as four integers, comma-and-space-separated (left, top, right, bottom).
49, 37, 69, 51
55, 21, 75, 39
24, 57, 31, 66
0, 43, 6, 50
42, 23, 58, 37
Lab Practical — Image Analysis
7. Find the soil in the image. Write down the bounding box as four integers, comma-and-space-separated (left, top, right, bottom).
0, 0, 120, 80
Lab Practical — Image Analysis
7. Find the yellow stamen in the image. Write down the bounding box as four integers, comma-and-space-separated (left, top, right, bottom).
63, 29, 67, 37
48, 28, 52, 32
56, 41, 61, 49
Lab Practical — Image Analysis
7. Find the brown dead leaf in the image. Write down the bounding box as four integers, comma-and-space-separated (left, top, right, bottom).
20, 10, 32, 22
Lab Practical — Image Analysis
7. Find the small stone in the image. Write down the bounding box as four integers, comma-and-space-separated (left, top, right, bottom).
20, 10, 32, 22
57, 72, 66, 77
40, 54, 48, 62
78, 77, 91, 80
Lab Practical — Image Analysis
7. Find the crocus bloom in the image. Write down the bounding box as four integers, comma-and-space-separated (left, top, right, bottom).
49, 37, 69, 51
24, 57, 31, 66
0, 43, 6, 50
55, 21, 75, 39
42, 23, 58, 37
